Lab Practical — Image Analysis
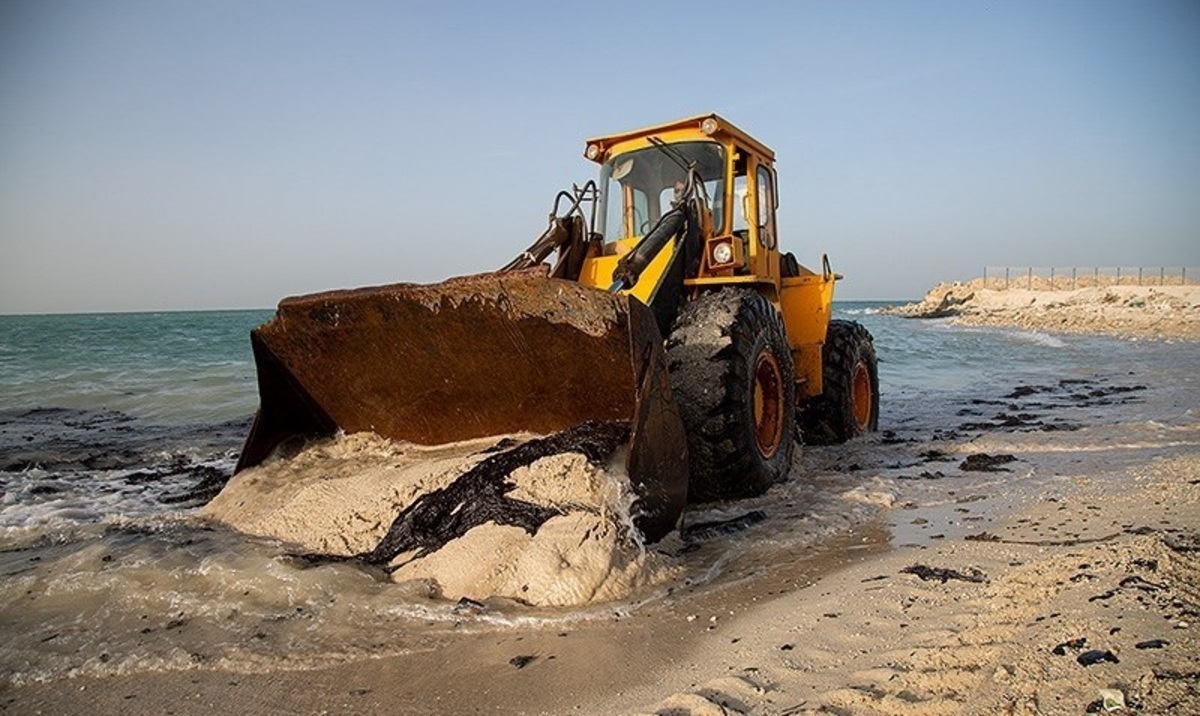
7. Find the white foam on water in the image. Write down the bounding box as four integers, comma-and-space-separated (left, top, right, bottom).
0, 454, 234, 532
1011, 330, 1069, 348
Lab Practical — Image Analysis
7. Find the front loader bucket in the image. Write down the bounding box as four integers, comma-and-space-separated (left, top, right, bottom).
236, 268, 688, 541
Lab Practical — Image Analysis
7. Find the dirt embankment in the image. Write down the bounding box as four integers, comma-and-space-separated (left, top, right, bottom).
885, 283, 1200, 341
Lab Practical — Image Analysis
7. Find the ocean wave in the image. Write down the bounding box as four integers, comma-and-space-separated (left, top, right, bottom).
1005, 329, 1069, 349
839, 307, 881, 316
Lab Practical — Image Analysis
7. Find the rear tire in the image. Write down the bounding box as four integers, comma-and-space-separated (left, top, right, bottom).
799, 319, 879, 445
666, 288, 796, 502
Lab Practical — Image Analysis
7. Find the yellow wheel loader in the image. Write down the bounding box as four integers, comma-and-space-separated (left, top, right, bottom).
235, 114, 879, 542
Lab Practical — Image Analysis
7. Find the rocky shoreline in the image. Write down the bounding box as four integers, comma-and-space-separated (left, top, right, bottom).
884, 283, 1200, 341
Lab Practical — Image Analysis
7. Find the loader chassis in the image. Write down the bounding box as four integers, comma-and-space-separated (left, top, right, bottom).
236, 114, 879, 542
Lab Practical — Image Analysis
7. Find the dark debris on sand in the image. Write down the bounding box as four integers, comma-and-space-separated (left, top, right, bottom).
683, 510, 767, 542
950, 379, 1144, 436
1076, 649, 1120, 667
508, 655, 537, 669
900, 564, 987, 584
959, 453, 1018, 472
1051, 637, 1087, 656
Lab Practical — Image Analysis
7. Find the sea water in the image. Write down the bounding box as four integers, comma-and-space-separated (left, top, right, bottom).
0, 310, 269, 425
1, 303, 1197, 685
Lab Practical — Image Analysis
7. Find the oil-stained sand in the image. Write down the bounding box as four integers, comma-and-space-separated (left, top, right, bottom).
204, 422, 675, 607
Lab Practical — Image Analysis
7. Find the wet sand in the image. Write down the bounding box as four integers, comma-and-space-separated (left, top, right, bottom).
7, 379, 1198, 715
8, 464, 1197, 714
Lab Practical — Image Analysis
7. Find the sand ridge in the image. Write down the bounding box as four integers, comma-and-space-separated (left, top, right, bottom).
886, 282, 1200, 341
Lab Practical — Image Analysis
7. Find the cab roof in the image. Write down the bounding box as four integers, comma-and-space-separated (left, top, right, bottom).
584, 113, 775, 164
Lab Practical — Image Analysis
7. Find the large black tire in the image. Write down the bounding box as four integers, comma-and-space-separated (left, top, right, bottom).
666, 288, 796, 502
799, 319, 879, 445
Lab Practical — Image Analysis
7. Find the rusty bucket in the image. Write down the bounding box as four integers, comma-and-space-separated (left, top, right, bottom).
236, 268, 688, 541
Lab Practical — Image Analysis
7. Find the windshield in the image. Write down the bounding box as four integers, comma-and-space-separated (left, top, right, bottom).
596, 141, 725, 243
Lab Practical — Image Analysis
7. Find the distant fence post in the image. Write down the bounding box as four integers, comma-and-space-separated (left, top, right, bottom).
980, 266, 1199, 290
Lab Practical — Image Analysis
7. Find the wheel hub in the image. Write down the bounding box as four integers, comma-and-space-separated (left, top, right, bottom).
851, 359, 872, 433
752, 352, 785, 458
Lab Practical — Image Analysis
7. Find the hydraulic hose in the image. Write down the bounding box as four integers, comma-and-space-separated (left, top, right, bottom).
610, 207, 687, 291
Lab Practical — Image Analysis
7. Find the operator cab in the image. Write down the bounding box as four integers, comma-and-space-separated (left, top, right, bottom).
595, 141, 726, 245
585, 114, 783, 282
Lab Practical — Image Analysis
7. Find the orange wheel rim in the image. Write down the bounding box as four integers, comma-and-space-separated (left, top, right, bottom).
753, 352, 785, 458
851, 360, 872, 433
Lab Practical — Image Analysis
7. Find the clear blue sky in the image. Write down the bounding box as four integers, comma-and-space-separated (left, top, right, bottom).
2, 0, 1197, 312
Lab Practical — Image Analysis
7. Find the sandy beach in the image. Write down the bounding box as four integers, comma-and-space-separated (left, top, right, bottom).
9, 434, 1198, 715
5, 303, 1198, 716
884, 282, 1200, 341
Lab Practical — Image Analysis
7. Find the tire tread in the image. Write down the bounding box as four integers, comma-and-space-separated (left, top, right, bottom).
666, 288, 795, 501
799, 319, 879, 445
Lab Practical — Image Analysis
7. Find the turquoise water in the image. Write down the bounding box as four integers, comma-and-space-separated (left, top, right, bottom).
0, 302, 1102, 422
0, 301, 1196, 531
2, 301, 1195, 439
0, 310, 271, 424
846, 302, 1198, 428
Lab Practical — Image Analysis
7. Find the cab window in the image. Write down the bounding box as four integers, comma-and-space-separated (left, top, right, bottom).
732, 174, 749, 234
597, 141, 726, 242
756, 165, 777, 249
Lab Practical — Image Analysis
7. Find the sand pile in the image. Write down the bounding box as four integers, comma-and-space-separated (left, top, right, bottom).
203, 427, 675, 607
886, 283, 1200, 340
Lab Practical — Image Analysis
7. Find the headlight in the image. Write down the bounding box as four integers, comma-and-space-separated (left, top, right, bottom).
585, 144, 600, 160
712, 242, 733, 265
700, 117, 719, 135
